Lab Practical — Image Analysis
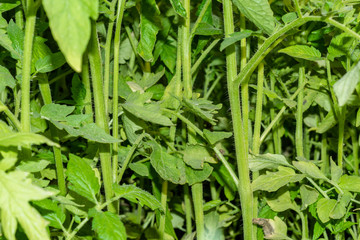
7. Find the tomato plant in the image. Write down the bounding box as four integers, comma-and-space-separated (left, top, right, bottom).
1, 0, 360, 239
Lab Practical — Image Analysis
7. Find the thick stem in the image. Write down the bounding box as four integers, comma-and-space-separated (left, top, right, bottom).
192, 183, 204, 240
296, 65, 305, 157
159, 180, 168, 239
81, 56, 93, 118
184, 185, 193, 235
20, 4, 37, 133
223, 1, 253, 239
88, 21, 115, 212
112, 0, 126, 182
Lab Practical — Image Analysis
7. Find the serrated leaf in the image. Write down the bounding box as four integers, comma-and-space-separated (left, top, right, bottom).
194, 22, 222, 36
279, 45, 322, 61
203, 129, 232, 145
333, 61, 360, 106
328, 33, 354, 61
183, 144, 215, 169
137, 0, 161, 62
293, 160, 328, 180
0, 64, 15, 92
150, 141, 186, 184
32, 199, 66, 229
35, 52, 66, 73
249, 153, 292, 171
220, 30, 252, 51
232, 0, 275, 35
0, 132, 58, 148
252, 166, 304, 192
183, 98, 222, 125
317, 198, 337, 223
0, 170, 53, 240
169, 0, 186, 17
42, 0, 98, 72
17, 159, 51, 172
66, 154, 100, 203
266, 190, 297, 212
123, 103, 173, 126
92, 211, 126, 240
7, 19, 23, 55
113, 184, 162, 211
41, 103, 75, 121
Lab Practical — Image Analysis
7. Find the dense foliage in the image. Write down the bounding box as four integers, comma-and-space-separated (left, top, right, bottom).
1, 0, 360, 239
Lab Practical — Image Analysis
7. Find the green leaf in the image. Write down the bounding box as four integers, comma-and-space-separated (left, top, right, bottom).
293, 160, 328, 180
279, 45, 322, 61
123, 103, 172, 126
91, 211, 126, 240
331, 160, 342, 183
183, 144, 215, 169
66, 154, 100, 203
185, 163, 213, 185
160, 74, 182, 110
113, 184, 162, 211
149, 141, 186, 184
249, 153, 292, 171
32, 199, 66, 229
220, 30, 252, 51
203, 129, 232, 145
315, 110, 337, 133
252, 166, 304, 192
194, 23, 222, 36
17, 159, 51, 173
266, 190, 297, 212
183, 98, 222, 125
282, 12, 298, 24
79, 123, 121, 143
0, 64, 15, 92
333, 61, 360, 106
137, 0, 161, 62
0, 170, 53, 240
7, 19, 23, 55
300, 185, 319, 210
333, 221, 356, 234
168, 0, 186, 17
159, 38, 177, 73
317, 198, 337, 223
232, 0, 275, 35
139, 68, 165, 89
330, 192, 351, 219
0, 132, 58, 148
257, 216, 291, 240
35, 52, 66, 73
0, 1, 20, 12
328, 33, 354, 61
41, 103, 75, 121
42, 0, 98, 72
338, 175, 360, 192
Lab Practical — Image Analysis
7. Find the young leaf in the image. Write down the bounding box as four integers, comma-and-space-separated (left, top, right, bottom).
194, 23, 222, 36
315, 110, 337, 133
220, 30, 252, 51
279, 45, 322, 61
183, 98, 222, 125
168, 0, 186, 17
282, 12, 298, 24
113, 184, 162, 211
66, 154, 100, 203
331, 160, 342, 183
333, 61, 360, 106
7, 19, 23, 55
254, 216, 291, 240
149, 141, 186, 184
300, 185, 319, 210
185, 163, 213, 185
32, 199, 66, 229
317, 198, 337, 223
232, 0, 275, 35
137, 0, 161, 62
0, 170, 53, 240
249, 153, 292, 171
41, 103, 75, 121
266, 190, 297, 212
330, 192, 351, 219
327, 33, 354, 61
203, 129, 232, 145
42, 0, 98, 72
35, 52, 66, 73
123, 103, 173, 126
0, 64, 15, 92
292, 160, 328, 181
183, 144, 215, 169
91, 211, 126, 240
252, 166, 304, 192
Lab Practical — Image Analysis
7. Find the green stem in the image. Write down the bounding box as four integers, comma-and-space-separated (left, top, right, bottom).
351, 129, 359, 175
191, 39, 220, 76
112, 0, 126, 183
38, 75, 66, 196
184, 185, 193, 235
20, 3, 37, 133
293, 0, 303, 18
338, 107, 346, 169
103, 0, 118, 115
189, 0, 211, 42
192, 183, 204, 239
260, 80, 307, 143
296, 64, 305, 157
81, 56, 93, 117
235, 16, 360, 87
159, 180, 168, 239
269, 73, 281, 154
204, 73, 223, 99
117, 132, 145, 183
0, 101, 21, 131
88, 21, 114, 212
223, 1, 253, 239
